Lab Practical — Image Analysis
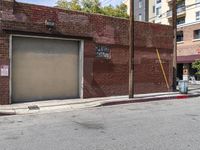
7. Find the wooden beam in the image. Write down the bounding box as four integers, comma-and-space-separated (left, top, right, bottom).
129, 0, 134, 98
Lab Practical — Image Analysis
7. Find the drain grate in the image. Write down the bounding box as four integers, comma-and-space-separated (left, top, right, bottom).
28, 105, 40, 110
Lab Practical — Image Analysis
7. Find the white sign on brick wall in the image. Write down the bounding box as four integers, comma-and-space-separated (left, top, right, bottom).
0, 65, 9, 77
96, 45, 110, 59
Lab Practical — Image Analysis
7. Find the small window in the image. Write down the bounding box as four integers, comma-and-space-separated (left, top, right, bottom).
177, 17, 185, 25
177, 31, 184, 42
156, 7, 161, 16
194, 29, 200, 39
153, 6, 155, 13
196, 11, 200, 21
139, 14, 142, 21
139, 0, 142, 8
169, 20, 172, 25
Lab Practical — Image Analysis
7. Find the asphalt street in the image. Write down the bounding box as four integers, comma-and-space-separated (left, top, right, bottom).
1, 97, 200, 150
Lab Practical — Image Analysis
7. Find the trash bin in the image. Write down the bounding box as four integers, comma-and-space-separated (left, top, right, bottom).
178, 80, 188, 94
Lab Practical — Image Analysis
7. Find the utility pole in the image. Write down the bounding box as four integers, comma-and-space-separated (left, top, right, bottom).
129, 0, 134, 98
172, 0, 177, 91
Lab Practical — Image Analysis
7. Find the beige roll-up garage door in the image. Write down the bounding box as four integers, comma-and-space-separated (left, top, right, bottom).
12, 36, 80, 103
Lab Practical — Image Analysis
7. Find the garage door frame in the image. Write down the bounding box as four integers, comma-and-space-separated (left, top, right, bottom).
9, 34, 84, 104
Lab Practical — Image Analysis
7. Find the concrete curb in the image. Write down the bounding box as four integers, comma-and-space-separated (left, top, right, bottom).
0, 111, 16, 116
0, 93, 200, 116
98, 94, 200, 107
0, 100, 103, 116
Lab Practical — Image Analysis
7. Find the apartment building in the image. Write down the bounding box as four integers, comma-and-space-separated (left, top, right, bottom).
149, 0, 199, 25
148, 0, 200, 80
124, 0, 150, 21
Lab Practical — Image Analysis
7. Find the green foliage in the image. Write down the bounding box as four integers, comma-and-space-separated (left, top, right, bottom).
114, 3, 129, 18
102, 3, 128, 18
56, 0, 81, 11
56, 0, 70, 9
81, 0, 102, 13
56, 0, 128, 18
70, 0, 82, 11
192, 60, 200, 75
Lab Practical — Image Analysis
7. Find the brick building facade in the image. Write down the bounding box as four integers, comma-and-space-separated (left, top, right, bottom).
177, 23, 200, 80
0, 0, 173, 104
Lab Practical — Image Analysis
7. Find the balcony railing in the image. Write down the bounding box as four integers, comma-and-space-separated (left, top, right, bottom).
166, 5, 186, 17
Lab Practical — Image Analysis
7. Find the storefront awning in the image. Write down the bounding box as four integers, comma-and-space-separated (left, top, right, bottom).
177, 55, 200, 64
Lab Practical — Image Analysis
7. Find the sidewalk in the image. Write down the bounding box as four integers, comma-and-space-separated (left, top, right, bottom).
0, 85, 200, 116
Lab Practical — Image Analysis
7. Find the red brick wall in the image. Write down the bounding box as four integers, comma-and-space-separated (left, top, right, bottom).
0, 31, 10, 104
84, 41, 173, 98
0, 1, 173, 104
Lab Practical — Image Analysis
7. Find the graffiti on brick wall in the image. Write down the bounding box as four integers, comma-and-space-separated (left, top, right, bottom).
96, 45, 110, 59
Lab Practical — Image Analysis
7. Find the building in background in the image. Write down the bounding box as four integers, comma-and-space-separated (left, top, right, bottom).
149, 0, 196, 25
125, 0, 200, 80
124, 0, 150, 21
148, 0, 156, 22
148, 0, 200, 80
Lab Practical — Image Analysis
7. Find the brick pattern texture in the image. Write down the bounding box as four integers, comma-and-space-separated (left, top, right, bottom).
177, 23, 200, 57
0, 1, 173, 104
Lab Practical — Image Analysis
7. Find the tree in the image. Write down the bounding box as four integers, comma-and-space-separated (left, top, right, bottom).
102, 4, 128, 18
56, 0, 69, 9
81, 0, 102, 13
56, 0, 128, 18
114, 3, 129, 18
102, 5, 116, 16
192, 60, 200, 75
56, 0, 81, 11
70, 0, 81, 11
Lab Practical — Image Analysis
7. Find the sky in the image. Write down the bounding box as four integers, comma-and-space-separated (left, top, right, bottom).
16, 0, 123, 7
